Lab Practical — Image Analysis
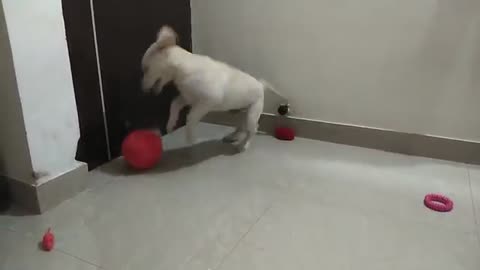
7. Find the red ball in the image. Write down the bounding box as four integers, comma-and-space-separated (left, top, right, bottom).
275, 127, 295, 141
42, 228, 55, 252
122, 130, 163, 170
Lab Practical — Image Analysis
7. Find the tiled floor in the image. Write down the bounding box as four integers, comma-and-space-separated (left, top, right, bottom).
1, 123, 480, 270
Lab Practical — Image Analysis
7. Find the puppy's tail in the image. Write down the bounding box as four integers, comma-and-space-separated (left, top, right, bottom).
259, 79, 288, 102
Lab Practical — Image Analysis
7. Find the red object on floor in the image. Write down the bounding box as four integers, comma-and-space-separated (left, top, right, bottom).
42, 228, 55, 251
122, 130, 163, 170
424, 194, 454, 212
275, 127, 295, 141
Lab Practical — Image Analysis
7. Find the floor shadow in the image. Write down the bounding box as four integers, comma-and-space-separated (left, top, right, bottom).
100, 139, 238, 176
0, 179, 11, 214
0, 163, 15, 215
0, 204, 37, 217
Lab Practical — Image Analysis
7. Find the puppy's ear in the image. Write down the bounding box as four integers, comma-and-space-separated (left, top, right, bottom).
156, 26, 178, 49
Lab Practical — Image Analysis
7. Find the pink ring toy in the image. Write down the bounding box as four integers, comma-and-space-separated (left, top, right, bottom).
424, 194, 453, 212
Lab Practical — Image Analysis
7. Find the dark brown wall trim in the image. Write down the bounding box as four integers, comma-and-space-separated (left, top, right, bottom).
204, 113, 480, 165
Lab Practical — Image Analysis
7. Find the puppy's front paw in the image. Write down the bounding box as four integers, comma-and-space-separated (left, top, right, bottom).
166, 123, 175, 134
149, 128, 162, 136
152, 87, 163, 96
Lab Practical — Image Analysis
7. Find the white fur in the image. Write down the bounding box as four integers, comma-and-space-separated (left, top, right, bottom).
142, 26, 274, 151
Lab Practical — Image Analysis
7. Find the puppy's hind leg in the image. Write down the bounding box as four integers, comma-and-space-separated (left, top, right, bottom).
223, 122, 246, 143
236, 98, 263, 152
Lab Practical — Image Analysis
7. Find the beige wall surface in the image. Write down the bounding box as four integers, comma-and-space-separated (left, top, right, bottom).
2, 0, 82, 181
192, 0, 480, 142
0, 3, 34, 183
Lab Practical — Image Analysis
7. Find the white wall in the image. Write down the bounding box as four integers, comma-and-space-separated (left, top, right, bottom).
2, 0, 81, 181
192, 0, 480, 142
0, 3, 34, 184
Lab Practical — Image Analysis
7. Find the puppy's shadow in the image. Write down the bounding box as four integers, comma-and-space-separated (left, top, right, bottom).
100, 139, 237, 176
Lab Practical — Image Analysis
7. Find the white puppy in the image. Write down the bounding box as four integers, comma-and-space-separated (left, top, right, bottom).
142, 26, 277, 151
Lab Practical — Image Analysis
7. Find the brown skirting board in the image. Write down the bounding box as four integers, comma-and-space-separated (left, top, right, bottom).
204, 112, 480, 165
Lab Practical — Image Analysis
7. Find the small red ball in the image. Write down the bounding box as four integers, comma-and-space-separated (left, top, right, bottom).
275, 127, 295, 141
42, 228, 55, 252
122, 130, 163, 170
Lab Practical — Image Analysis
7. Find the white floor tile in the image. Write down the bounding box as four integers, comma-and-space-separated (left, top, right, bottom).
218, 196, 480, 270
1, 124, 477, 270
0, 228, 98, 270
468, 165, 480, 227
269, 137, 474, 231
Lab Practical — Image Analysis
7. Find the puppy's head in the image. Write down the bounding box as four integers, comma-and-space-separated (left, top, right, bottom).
141, 26, 178, 94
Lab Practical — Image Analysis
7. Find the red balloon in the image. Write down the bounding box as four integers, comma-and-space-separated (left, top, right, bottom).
122, 130, 163, 170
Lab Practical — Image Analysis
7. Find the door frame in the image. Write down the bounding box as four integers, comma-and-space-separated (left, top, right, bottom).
62, 0, 192, 169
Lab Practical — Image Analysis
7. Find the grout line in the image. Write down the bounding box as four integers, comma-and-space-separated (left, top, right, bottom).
56, 248, 105, 269
1, 227, 103, 269
466, 166, 479, 226
213, 204, 273, 270
466, 165, 480, 246
0, 226, 17, 233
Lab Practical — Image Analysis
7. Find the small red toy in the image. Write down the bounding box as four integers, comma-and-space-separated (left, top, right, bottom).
424, 194, 454, 212
42, 228, 55, 251
275, 127, 295, 141
122, 130, 163, 170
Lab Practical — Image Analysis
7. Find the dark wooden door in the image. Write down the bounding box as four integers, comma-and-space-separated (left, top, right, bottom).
63, 0, 110, 169
63, 0, 191, 167
93, 0, 192, 158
